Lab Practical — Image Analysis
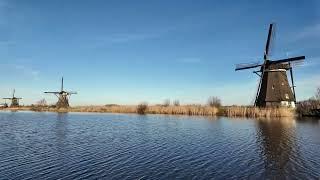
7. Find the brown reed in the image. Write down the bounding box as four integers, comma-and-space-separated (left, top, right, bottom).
220, 106, 295, 118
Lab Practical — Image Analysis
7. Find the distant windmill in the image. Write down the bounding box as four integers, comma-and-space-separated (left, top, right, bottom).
44, 77, 77, 108
235, 23, 305, 108
3, 89, 22, 107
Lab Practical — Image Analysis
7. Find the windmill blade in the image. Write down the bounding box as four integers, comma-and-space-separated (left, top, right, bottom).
235, 62, 262, 71
44, 91, 60, 94
289, 64, 296, 102
3, 98, 13, 99
264, 23, 274, 60
61, 77, 64, 91
269, 56, 305, 64
66, 91, 77, 94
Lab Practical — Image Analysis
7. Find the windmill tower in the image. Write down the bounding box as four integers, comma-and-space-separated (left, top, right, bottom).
235, 24, 305, 108
3, 89, 22, 107
44, 77, 77, 108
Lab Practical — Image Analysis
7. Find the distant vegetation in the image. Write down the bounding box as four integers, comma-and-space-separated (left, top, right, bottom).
37, 99, 47, 107
173, 100, 180, 106
296, 87, 320, 117
207, 96, 221, 108
137, 102, 148, 114
2, 91, 319, 118
220, 106, 294, 118
162, 99, 170, 107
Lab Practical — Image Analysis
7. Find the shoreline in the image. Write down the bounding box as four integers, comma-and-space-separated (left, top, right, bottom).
0, 105, 307, 118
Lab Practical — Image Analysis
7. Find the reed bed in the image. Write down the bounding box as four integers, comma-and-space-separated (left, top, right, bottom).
70, 105, 218, 116
147, 105, 218, 116
4, 105, 295, 118
70, 105, 137, 114
221, 106, 294, 118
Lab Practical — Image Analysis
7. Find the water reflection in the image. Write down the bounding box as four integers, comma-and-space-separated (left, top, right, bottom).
0, 112, 318, 179
55, 113, 68, 144
255, 118, 298, 178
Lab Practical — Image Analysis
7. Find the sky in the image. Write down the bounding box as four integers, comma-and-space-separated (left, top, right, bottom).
0, 0, 319, 106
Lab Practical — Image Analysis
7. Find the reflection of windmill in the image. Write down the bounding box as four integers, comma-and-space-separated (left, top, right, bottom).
44, 77, 77, 108
3, 89, 22, 107
255, 118, 296, 178
235, 23, 305, 107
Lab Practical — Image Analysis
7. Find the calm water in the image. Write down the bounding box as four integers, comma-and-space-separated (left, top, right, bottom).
0, 111, 319, 179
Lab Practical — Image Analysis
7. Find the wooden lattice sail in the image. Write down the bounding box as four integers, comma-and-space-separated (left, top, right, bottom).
235, 24, 305, 108
44, 77, 77, 108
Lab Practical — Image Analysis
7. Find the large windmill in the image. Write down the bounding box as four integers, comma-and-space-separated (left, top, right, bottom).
44, 77, 77, 108
235, 23, 305, 108
3, 89, 22, 107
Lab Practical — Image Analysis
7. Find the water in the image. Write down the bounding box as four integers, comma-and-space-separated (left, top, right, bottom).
0, 111, 319, 179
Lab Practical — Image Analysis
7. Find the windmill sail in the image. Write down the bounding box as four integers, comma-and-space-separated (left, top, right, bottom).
235, 23, 305, 108
44, 77, 77, 108
235, 62, 262, 71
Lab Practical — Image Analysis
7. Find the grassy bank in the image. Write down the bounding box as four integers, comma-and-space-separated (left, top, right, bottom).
1, 104, 298, 118
219, 106, 295, 118
26, 105, 219, 116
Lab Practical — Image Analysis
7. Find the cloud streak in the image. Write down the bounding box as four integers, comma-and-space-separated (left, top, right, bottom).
177, 57, 202, 64
294, 23, 320, 41
0, 63, 40, 80
14, 65, 40, 80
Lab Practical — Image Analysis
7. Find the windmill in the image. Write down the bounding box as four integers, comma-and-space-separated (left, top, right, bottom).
235, 23, 305, 108
44, 77, 77, 108
3, 89, 22, 107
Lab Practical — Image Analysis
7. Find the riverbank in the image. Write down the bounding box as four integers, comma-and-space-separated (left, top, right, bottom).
0, 105, 299, 118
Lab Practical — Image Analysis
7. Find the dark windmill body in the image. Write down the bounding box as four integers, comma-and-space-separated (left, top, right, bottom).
45, 77, 77, 108
3, 89, 22, 107
235, 24, 305, 108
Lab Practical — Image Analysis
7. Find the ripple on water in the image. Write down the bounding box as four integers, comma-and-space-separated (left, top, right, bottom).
0, 112, 319, 179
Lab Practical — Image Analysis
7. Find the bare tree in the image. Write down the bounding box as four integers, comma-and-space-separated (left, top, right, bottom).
163, 99, 170, 107
137, 102, 148, 114
173, 100, 180, 106
37, 98, 47, 107
207, 96, 221, 107
316, 87, 320, 100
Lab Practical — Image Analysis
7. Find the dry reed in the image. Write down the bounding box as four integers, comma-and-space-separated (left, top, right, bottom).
221, 106, 294, 118
3, 105, 295, 118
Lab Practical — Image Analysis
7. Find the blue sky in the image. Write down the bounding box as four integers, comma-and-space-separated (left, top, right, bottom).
0, 0, 319, 105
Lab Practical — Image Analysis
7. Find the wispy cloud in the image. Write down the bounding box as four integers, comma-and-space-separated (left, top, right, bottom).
14, 65, 40, 80
107, 33, 160, 43
0, 63, 40, 80
294, 23, 320, 41
177, 57, 202, 64
295, 74, 320, 100
91, 26, 175, 46
0, 0, 9, 25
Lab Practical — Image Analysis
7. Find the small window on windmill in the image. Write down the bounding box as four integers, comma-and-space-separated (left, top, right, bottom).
285, 93, 289, 99
281, 82, 284, 86
272, 85, 275, 90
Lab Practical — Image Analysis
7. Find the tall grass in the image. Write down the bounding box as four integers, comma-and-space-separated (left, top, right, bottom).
4, 104, 295, 118
71, 105, 218, 116
71, 105, 137, 113
220, 106, 294, 118
147, 105, 218, 116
